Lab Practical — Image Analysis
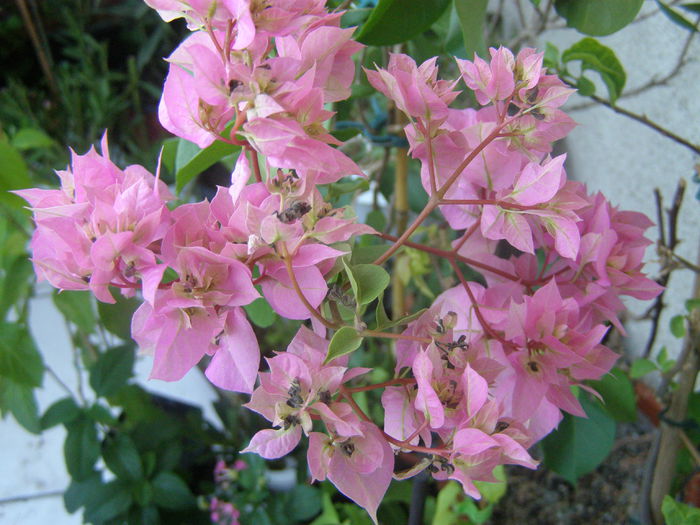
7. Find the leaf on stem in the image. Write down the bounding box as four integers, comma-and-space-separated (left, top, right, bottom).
355, 0, 452, 46
541, 394, 616, 483
561, 38, 626, 102
325, 326, 363, 364
174, 137, 241, 193
554, 0, 644, 36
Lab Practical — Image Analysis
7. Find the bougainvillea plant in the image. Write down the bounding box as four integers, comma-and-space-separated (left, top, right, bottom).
16, 0, 662, 522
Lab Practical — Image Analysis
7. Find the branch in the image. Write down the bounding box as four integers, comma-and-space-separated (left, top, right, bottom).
649, 242, 700, 524
570, 16, 697, 110
573, 94, 700, 156
281, 252, 337, 330
15, 0, 58, 99
644, 180, 686, 358
374, 120, 511, 266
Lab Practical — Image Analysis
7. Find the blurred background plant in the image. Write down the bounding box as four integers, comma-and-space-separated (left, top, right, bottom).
1, 1, 700, 524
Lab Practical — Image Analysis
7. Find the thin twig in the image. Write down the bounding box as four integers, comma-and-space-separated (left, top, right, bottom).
281, 250, 337, 330
570, 15, 698, 112
14, 0, 59, 98
680, 429, 700, 467
644, 181, 686, 358
639, 431, 661, 525
0, 490, 64, 505
45, 364, 76, 400
650, 243, 700, 524
570, 93, 700, 156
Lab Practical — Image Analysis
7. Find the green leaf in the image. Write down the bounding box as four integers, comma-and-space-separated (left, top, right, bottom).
325, 178, 370, 203
343, 259, 360, 304
289, 485, 323, 521
662, 495, 700, 525
128, 504, 159, 525
244, 297, 278, 328
554, 0, 644, 36
375, 292, 427, 330
365, 209, 386, 232
576, 75, 596, 96
64, 416, 101, 481
160, 137, 179, 176
472, 465, 506, 503
588, 367, 637, 422
453, 496, 494, 524
103, 434, 143, 481
11, 128, 55, 151
355, 0, 452, 46
455, 0, 489, 58
541, 394, 616, 483
325, 326, 363, 364
561, 38, 626, 102
87, 402, 118, 426
132, 479, 154, 507
0, 323, 43, 387
310, 491, 341, 525
0, 378, 41, 433
151, 471, 196, 510
671, 314, 687, 338
655, 0, 699, 32
89, 345, 135, 397
352, 264, 390, 306
686, 298, 700, 312
432, 481, 462, 525
0, 256, 33, 321
657, 346, 675, 373
350, 244, 388, 266
630, 358, 658, 379
41, 397, 81, 429
375, 292, 392, 330
544, 42, 560, 69
64, 472, 103, 513
0, 140, 31, 209
341, 8, 372, 29
175, 138, 241, 193
330, 127, 362, 142
83, 479, 133, 524
53, 290, 96, 333
97, 291, 140, 340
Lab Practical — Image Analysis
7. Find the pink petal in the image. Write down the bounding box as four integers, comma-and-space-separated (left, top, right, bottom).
205, 308, 260, 394
242, 426, 302, 459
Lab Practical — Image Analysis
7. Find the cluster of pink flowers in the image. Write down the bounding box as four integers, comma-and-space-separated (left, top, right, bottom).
17, 2, 662, 523
149, 0, 362, 182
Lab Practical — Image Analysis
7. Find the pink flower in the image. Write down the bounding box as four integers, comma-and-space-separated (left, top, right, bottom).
456, 47, 515, 105
307, 422, 394, 524
16, 135, 172, 303
365, 53, 459, 123
243, 326, 363, 459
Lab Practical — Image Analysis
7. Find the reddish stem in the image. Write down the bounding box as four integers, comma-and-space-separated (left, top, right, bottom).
248, 147, 263, 183
377, 232, 521, 283
282, 250, 337, 330
452, 222, 479, 253
448, 258, 513, 349
345, 377, 416, 393
440, 198, 534, 212
404, 420, 429, 445
205, 24, 225, 60
362, 329, 431, 344
374, 119, 514, 266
